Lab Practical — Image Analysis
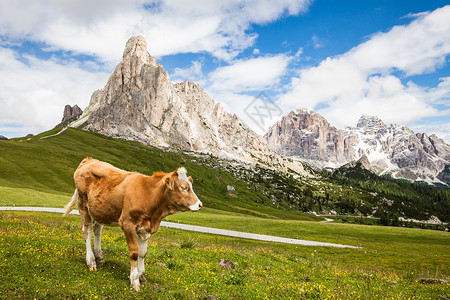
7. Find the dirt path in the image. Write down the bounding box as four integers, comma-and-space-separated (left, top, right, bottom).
39, 127, 67, 139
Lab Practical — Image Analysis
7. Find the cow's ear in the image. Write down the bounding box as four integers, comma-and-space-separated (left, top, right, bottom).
188, 176, 193, 184
166, 179, 174, 190
163, 176, 174, 190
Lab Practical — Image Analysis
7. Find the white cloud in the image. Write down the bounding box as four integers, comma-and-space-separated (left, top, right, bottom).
205, 91, 281, 136
0, 0, 312, 137
311, 34, 323, 49
0, 47, 108, 137
348, 6, 450, 76
407, 77, 450, 106
294, 47, 303, 57
0, 0, 312, 62
278, 5, 450, 131
320, 75, 438, 128
208, 54, 292, 92
171, 60, 204, 83
205, 54, 291, 134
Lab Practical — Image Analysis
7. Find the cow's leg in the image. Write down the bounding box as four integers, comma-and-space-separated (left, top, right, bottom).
121, 221, 141, 291
93, 221, 104, 263
137, 228, 151, 284
84, 223, 96, 270
78, 196, 96, 270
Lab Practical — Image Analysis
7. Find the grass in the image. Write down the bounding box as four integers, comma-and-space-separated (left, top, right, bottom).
166, 208, 450, 276
0, 128, 449, 298
0, 211, 449, 299
0, 127, 322, 221
0, 186, 71, 208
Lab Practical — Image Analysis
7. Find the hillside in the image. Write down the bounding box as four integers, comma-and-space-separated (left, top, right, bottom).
1, 128, 449, 228
0, 127, 316, 221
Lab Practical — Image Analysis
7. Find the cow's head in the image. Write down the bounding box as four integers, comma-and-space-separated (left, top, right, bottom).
163, 167, 202, 212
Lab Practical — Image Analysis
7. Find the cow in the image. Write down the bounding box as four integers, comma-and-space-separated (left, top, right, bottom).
63, 157, 202, 291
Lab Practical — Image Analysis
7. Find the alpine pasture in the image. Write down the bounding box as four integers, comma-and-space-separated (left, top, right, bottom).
0, 128, 449, 299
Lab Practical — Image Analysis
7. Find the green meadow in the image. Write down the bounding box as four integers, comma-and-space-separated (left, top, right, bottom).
0, 128, 449, 299
1, 211, 448, 299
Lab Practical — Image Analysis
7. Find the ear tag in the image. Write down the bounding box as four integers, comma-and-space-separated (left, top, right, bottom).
162, 178, 173, 190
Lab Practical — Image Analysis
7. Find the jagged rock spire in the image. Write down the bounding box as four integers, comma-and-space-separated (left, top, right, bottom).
71, 36, 304, 173
61, 104, 82, 122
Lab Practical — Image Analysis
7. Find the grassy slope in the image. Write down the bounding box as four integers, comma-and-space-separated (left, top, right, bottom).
0, 128, 319, 220
3, 127, 448, 226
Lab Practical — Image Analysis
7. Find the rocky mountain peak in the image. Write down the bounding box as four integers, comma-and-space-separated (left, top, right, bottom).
61, 104, 82, 123
266, 108, 450, 185
356, 115, 387, 133
71, 36, 303, 172
119, 35, 165, 92
341, 154, 372, 171
123, 35, 148, 60
289, 108, 331, 130
265, 108, 357, 167
122, 35, 160, 69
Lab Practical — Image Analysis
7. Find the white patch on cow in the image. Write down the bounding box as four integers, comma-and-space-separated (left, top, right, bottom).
137, 229, 149, 279
177, 167, 195, 191
177, 167, 188, 181
189, 199, 203, 211
137, 227, 151, 241
93, 222, 103, 261
130, 266, 140, 291
85, 223, 96, 270
177, 167, 202, 211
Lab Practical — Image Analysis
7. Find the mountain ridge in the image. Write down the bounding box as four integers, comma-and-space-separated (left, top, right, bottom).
265, 108, 450, 185
71, 36, 304, 174
67, 35, 449, 186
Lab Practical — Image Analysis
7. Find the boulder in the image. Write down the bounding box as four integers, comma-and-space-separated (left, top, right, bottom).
218, 259, 236, 270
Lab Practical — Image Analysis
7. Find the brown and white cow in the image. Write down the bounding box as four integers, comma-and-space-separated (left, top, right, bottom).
63, 157, 202, 291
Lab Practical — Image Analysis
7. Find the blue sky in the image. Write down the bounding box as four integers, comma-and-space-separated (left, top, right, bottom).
0, 0, 449, 142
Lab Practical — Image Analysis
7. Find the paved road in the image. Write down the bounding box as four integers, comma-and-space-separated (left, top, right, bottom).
0, 206, 359, 248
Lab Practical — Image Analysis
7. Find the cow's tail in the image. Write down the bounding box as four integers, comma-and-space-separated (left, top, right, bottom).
63, 189, 78, 216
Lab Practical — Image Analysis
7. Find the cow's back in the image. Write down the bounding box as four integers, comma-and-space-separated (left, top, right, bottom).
74, 158, 132, 224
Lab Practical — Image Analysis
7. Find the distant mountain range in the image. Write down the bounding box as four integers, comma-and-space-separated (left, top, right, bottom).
265, 109, 450, 185
66, 35, 450, 187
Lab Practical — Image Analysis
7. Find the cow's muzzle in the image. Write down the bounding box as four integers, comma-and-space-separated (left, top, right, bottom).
189, 200, 203, 211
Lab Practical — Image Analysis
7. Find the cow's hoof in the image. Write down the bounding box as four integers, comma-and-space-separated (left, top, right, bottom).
131, 282, 140, 292
130, 269, 140, 291
87, 259, 97, 271
94, 251, 104, 263
139, 274, 147, 284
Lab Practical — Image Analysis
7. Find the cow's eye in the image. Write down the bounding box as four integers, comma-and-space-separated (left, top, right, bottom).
181, 185, 188, 191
